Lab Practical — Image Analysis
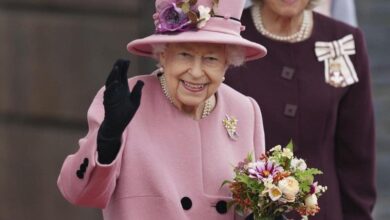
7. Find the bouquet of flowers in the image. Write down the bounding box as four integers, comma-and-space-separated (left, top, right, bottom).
222, 142, 327, 220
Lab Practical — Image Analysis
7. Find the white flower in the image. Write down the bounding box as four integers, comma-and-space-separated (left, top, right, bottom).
261, 181, 282, 201
247, 161, 264, 170
305, 194, 318, 208
197, 5, 211, 28
261, 179, 272, 195
317, 185, 328, 193
278, 176, 300, 202
281, 148, 293, 159
270, 145, 282, 152
247, 162, 257, 169
267, 156, 277, 164
290, 158, 307, 171
262, 177, 274, 188
268, 185, 283, 201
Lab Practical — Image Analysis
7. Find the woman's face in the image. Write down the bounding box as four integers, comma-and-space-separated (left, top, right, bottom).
159, 42, 227, 109
263, 0, 310, 17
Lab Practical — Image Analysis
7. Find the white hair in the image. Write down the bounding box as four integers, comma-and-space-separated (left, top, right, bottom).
151, 43, 166, 60
226, 45, 246, 67
151, 43, 246, 67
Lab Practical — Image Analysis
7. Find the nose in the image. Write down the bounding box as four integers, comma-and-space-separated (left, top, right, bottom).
189, 58, 204, 78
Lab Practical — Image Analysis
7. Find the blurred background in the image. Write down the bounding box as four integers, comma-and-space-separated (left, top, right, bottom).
0, 0, 388, 219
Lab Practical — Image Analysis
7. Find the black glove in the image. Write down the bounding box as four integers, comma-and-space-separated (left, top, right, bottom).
245, 213, 254, 220
97, 59, 144, 164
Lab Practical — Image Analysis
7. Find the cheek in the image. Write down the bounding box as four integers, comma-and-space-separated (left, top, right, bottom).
207, 82, 221, 97
165, 74, 180, 93
207, 70, 225, 92
163, 61, 187, 81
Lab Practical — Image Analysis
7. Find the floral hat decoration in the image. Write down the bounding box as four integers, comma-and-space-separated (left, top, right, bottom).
127, 0, 267, 61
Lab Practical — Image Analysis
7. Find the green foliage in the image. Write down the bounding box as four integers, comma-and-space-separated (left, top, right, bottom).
294, 168, 323, 193
247, 152, 254, 161
286, 139, 294, 152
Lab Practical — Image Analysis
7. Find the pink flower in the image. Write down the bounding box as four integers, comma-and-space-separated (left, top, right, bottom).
234, 158, 250, 174
248, 161, 283, 181
310, 182, 318, 194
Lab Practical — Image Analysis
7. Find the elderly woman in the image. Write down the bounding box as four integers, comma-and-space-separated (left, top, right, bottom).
226, 0, 376, 220
57, 0, 268, 219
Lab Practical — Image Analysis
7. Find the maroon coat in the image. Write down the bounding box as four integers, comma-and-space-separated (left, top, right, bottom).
225, 9, 376, 220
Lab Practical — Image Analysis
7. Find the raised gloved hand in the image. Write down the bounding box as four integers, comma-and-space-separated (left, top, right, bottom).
97, 59, 144, 164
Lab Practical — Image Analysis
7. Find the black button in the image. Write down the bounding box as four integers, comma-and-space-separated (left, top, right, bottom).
80, 158, 89, 171
76, 170, 84, 179
281, 67, 295, 80
284, 104, 298, 117
80, 165, 87, 172
181, 197, 192, 210
83, 158, 89, 166
216, 200, 227, 214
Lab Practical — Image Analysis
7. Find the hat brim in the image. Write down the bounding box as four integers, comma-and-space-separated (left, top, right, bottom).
127, 30, 267, 61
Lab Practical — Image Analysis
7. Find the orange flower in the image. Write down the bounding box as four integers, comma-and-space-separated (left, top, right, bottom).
273, 171, 291, 182
296, 205, 321, 216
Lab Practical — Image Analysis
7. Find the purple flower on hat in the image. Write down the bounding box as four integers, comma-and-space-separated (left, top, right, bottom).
154, 0, 215, 33
156, 3, 191, 33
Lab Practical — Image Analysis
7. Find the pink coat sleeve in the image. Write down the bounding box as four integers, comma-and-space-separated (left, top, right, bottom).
249, 97, 266, 157
57, 87, 127, 208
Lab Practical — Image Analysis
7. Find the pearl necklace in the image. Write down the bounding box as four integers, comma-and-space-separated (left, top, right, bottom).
158, 74, 212, 119
251, 3, 312, 42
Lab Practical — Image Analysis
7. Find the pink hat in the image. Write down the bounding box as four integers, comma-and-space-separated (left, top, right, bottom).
127, 0, 267, 61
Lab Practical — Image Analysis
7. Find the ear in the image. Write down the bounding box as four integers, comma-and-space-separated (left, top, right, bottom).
159, 51, 166, 67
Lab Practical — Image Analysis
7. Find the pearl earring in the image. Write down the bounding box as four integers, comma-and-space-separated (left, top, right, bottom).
159, 66, 164, 73
222, 77, 226, 82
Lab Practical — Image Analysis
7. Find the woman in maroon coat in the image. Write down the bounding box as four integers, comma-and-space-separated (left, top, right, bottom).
226, 0, 376, 220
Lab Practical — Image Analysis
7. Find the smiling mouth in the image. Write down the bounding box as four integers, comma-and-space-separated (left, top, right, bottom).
181, 80, 207, 92
282, 0, 297, 4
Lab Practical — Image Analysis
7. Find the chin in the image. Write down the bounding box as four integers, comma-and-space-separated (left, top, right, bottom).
279, 8, 301, 17
179, 99, 203, 108
177, 95, 205, 108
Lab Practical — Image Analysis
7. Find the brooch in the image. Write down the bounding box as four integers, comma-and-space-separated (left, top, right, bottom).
223, 114, 239, 141
314, 34, 359, 88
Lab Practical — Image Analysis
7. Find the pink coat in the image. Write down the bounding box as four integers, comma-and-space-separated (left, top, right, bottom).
57, 74, 265, 220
